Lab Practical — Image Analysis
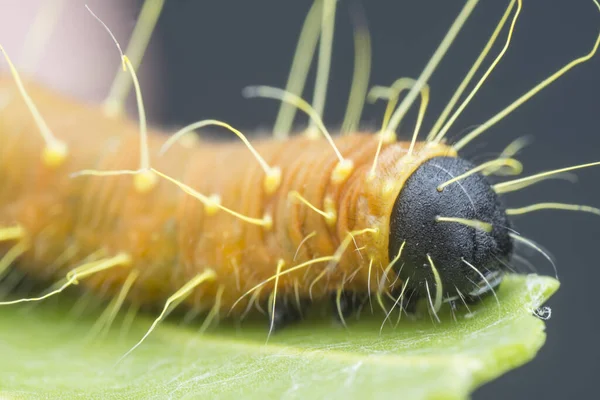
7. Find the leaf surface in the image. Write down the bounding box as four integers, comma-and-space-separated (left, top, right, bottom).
0, 274, 557, 399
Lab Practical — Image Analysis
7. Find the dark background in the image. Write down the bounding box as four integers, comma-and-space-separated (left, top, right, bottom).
145, 1, 600, 398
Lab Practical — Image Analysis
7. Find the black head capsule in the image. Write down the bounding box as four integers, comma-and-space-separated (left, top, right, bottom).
389, 156, 513, 304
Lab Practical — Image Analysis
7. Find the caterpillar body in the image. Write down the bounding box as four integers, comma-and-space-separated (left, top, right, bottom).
1, 77, 487, 321
1, 0, 600, 354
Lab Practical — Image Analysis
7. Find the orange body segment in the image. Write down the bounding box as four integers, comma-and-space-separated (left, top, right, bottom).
0, 77, 457, 314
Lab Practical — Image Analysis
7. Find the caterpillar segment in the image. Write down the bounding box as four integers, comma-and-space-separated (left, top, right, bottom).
0, 74, 479, 319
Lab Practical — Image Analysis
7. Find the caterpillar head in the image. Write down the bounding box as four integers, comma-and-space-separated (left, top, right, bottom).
389, 156, 513, 306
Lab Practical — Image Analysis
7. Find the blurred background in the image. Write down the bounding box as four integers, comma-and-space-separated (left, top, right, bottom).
2, 0, 599, 399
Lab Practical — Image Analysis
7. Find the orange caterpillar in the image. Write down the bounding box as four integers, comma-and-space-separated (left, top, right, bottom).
1, 0, 600, 356
0, 76, 456, 323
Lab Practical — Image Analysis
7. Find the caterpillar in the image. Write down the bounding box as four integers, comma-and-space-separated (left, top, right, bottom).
1, 0, 599, 360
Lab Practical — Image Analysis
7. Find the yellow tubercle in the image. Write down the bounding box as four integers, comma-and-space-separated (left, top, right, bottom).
263, 214, 274, 231
323, 196, 337, 227
133, 169, 158, 194
331, 159, 354, 184
380, 130, 396, 144
41, 141, 68, 168
263, 167, 282, 195
304, 127, 321, 140
205, 194, 221, 216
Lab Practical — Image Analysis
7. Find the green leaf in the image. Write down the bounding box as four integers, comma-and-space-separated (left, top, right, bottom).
0, 274, 557, 399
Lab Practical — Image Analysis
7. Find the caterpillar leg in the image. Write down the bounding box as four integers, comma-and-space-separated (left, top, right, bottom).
454, 288, 473, 315
399, 288, 419, 315
119, 269, 216, 362
266, 259, 312, 334
332, 289, 365, 325
393, 285, 420, 329
268, 294, 309, 332
449, 300, 460, 323
461, 289, 496, 306
198, 284, 224, 334
87, 270, 140, 341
